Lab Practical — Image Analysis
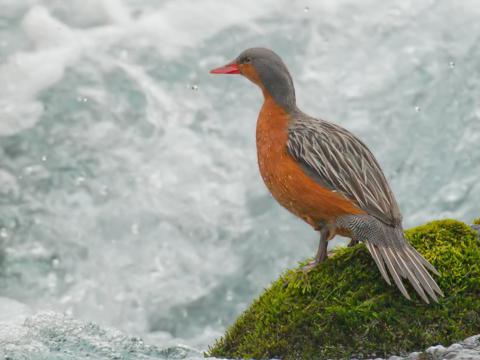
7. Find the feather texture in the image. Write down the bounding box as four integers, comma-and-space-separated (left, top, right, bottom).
336, 214, 443, 303
286, 113, 442, 302
287, 114, 402, 226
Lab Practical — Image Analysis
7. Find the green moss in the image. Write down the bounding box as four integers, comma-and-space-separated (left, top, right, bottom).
473, 218, 480, 225
207, 220, 480, 359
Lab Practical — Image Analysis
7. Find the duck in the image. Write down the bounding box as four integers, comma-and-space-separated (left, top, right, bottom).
210, 47, 443, 303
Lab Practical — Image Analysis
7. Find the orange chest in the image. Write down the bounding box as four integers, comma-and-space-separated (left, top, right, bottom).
255, 99, 314, 221
255, 98, 365, 227
255, 99, 291, 193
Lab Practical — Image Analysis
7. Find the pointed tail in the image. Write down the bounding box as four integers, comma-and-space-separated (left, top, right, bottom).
365, 241, 443, 303
337, 215, 443, 303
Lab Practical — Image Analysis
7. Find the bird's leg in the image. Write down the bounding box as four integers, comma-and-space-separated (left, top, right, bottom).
301, 226, 329, 273
316, 227, 329, 262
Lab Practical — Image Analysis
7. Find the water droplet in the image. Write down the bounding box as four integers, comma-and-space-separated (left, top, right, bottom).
449, 61, 455, 69
120, 49, 129, 59
131, 223, 139, 235
41, 155, 47, 162
47, 272, 57, 290
76, 96, 88, 103
100, 185, 109, 196
415, 106, 421, 112
190, 84, 198, 91
0, 228, 7, 238
304, 6, 310, 12
75, 176, 85, 186
52, 258, 60, 268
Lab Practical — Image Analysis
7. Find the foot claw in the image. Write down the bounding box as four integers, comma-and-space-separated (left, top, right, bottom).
299, 252, 334, 273
300, 260, 319, 273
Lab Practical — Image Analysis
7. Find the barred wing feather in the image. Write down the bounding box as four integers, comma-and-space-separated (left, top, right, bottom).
287, 118, 402, 226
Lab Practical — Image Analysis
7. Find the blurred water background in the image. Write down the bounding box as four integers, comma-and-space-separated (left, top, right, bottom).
0, 0, 479, 358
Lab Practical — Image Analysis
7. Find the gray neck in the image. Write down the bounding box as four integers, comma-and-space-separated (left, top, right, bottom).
256, 59, 296, 112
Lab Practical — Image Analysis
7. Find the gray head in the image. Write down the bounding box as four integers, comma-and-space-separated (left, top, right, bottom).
210, 47, 296, 111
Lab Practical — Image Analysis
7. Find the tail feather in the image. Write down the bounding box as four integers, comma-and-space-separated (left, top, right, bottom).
407, 246, 440, 276
336, 214, 443, 303
377, 246, 412, 300
365, 242, 391, 285
394, 248, 434, 302
364, 240, 443, 303
403, 246, 444, 297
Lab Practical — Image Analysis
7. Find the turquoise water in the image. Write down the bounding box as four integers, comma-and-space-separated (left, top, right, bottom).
1, 0, 479, 358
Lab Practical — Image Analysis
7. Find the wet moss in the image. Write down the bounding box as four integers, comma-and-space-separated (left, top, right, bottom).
207, 219, 480, 359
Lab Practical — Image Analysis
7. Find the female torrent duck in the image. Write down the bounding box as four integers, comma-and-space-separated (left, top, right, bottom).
210, 47, 443, 303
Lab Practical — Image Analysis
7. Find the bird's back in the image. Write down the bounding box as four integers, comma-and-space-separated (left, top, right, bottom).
287, 111, 402, 227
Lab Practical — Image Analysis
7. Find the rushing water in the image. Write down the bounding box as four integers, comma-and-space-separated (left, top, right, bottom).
1, 0, 479, 358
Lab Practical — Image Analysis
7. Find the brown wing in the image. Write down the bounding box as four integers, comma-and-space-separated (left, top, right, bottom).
287, 116, 402, 226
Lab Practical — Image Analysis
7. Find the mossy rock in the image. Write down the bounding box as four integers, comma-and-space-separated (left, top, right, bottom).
208, 219, 480, 359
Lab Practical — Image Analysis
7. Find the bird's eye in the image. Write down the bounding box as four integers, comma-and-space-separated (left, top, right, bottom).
244, 57, 251, 64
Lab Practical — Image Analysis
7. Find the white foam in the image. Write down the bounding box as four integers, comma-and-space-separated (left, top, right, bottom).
0, 297, 31, 325
0, 6, 79, 135
0, 0, 283, 136
128, 0, 281, 58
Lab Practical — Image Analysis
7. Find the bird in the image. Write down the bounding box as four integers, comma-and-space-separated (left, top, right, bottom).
210, 47, 443, 303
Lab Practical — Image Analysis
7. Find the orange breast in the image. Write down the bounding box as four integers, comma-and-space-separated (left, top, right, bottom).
256, 96, 365, 229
